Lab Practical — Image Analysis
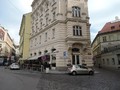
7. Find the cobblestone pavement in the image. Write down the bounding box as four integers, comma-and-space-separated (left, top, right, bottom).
37, 68, 120, 90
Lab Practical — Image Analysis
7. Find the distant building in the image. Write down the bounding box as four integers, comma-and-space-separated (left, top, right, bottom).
92, 17, 120, 69
30, 0, 93, 70
19, 12, 32, 63
14, 45, 20, 62
0, 26, 15, 65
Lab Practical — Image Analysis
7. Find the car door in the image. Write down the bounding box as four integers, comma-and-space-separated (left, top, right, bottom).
78, 65, 88, 74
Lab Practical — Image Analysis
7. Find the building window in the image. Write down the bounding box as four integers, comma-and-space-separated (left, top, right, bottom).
72, 6, 81, 17
34, 38, 37, 46
117, 54, 120, 65
52, 29, 55, 39
46, 17, 48, 25
112, 58, 115, 65
109, 35, 114, 41
103, 59, 105, 64
44, 50, 48, 54
39, 36, 41, 44
52, 0, 56, 5
72, 55, 80, 65
0, 44, 2, 48
117, 34, 120, 40
45, 2, 48, 10
34, 52, 36, 56
73, 26, 82, 36
39, 51, 41, 55
45, 32, 47, 41
103, 36, 107, 42
107, 59, 109, 65
53, 12, 55, 20
40, 22, 42, 29
111, 26, 115, 29
72, 48, 80, 52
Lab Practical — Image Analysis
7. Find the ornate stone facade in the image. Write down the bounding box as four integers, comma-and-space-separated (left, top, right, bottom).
30, 0, 93, 70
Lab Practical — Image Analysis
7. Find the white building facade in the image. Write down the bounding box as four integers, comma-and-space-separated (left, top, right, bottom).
30, 0, 93, 70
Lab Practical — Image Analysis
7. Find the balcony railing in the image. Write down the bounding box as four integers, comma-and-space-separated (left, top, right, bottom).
101, 44, 120, 54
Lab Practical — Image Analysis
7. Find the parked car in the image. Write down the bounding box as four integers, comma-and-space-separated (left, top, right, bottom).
68, 65, 94, 75
9, 63, 20, 70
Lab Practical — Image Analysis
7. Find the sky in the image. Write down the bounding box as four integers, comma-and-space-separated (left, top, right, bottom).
0, 0, 120, 45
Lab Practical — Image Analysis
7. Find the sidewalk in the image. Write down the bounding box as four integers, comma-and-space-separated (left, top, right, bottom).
45, 69, 99, 74
45, 69, 67, 74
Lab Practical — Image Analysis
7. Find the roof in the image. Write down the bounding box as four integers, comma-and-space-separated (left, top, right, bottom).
98, 20, 120, 34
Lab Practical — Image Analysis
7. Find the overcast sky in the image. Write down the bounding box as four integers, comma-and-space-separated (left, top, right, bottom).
0, 0, 120, 45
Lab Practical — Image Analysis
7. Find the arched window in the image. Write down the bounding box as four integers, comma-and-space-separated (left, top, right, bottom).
73, 26, 82, 36
72, 48, 80, 52
72, 6, 81, 17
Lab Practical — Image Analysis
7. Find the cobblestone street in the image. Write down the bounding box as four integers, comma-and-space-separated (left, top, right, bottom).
37, 68, 120, 90
0, 67, 120, 90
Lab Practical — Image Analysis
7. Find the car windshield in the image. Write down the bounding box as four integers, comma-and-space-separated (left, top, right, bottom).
78, 65, 88, 69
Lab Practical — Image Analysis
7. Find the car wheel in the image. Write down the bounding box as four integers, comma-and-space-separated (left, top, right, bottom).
72, 71, 77, 75
89, 71, 94, 75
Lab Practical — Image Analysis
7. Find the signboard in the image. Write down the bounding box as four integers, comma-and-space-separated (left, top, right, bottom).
63, 51, 68, 58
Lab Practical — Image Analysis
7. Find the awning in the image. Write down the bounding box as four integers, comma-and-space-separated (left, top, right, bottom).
38, 55, 50, 61
28, 56, 39, 60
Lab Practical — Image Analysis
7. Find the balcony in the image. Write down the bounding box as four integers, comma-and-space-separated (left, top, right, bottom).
101, 44, 120, 54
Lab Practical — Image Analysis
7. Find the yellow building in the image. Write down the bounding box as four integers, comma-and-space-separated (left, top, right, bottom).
19, 12, 31, 62
92, 17, 120, 69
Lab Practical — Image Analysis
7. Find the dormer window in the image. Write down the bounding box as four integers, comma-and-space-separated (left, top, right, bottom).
111, 26, 115, 29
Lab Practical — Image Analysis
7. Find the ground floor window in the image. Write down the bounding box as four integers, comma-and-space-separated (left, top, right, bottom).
107, 59, 109, 65
103, 59, 105, 64
72, 55, 80, 65
112, 58, 115, 65
117, 54, 120, 65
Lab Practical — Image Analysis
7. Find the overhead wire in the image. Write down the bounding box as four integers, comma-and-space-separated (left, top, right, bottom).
6, 0, 23, 14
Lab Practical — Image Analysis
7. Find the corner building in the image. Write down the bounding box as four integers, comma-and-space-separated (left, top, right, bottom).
30, 0, 93, 70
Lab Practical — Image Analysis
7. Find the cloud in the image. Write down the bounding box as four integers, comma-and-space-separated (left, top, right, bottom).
2, 0, 33, 45
16, 0, 33, 13
88, 0, 120, 41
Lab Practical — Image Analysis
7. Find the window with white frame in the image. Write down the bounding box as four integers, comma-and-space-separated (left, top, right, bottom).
72, 6, 81, 17
73, 26, 82, 36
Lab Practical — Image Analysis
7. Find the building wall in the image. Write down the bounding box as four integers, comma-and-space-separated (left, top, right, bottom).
92, 22, 120, 69
0, 26, 15, 65
101, 49, 120, 69
19, 13, 32, 60
31, 0, 93, 69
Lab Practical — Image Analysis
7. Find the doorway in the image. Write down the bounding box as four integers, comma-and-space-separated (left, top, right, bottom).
72, 54, 80, 65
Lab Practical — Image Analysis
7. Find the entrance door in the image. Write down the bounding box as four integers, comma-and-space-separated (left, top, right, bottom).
72, 55, 80, 65
117, 54, 120, 65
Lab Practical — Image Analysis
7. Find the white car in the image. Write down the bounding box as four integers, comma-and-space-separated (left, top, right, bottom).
68, 65, 94, 75
9, 63, 20, 70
